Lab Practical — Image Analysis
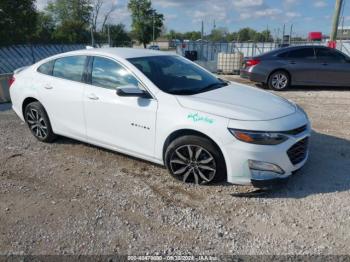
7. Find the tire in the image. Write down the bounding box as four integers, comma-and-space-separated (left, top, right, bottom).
165, 135, 227, 185
268, 70, 290, 91
24, 101, 57, 143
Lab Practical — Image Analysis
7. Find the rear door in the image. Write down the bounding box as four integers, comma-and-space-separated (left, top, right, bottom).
314, 47, 350, 86
285, 47, 318, 85
38, 55, 87, 139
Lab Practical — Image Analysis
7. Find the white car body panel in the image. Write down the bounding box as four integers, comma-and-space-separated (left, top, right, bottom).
176, 84, 296, 121
10, 48, 311, 186
37, 74, 86, 139
83, 84, 158, 158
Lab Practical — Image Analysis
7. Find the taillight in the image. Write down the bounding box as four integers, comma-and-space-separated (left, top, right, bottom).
246, 59, 260, 67
8, 76, 15, 88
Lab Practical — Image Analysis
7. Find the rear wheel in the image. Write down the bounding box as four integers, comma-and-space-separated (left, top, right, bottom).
268, 70, 290, 91
24, 102, 56, 143
165, 135, 226, 185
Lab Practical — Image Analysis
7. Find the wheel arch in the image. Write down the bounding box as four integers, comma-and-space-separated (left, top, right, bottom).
22, 97, 40, 117
267, 68, 291, 83
162, 129, 226, 167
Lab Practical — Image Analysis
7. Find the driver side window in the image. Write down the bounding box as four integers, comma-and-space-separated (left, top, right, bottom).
315, 48, 346, 62
91, 57, 139, 89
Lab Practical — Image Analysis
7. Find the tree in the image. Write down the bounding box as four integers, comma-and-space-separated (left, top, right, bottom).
46, 0, 92, 43
33, 12, 55, 43
90, 0, 118, 35
0, 0, 38, 45
107, 24, 132, 47
128, 0, 164, 48
226, 32, 239, 42
209, 28, 228, 42
183, 31, 201, 41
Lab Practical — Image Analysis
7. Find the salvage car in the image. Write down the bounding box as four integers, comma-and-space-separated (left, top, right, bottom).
10, 48, 311, 187
240, 45, 350, 90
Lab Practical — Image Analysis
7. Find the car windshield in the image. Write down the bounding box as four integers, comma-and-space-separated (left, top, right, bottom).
127, 55, 227, 95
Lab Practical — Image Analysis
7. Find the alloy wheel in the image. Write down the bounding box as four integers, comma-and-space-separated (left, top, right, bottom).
271, 73, 288, 90
169, 145, 216, 185
26, 108, 48, 139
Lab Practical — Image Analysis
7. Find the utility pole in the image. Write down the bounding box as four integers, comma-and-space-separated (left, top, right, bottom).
282, 24, 285, 44
201, 20, 204, 40
90, 27, 95, 47
329, 0, 343, 48
200, 20, 204, 59
152, 11, 155, 45
289, 24, 293, 45
340, 16, 345, 50
107, 24, 111, 47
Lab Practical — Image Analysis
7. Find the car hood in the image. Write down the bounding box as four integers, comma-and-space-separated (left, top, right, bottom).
176, 83, 296, 121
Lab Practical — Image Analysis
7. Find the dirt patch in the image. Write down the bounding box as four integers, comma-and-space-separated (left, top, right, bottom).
1, 79, 350, 255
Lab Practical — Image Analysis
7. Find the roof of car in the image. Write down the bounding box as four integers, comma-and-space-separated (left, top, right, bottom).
59, 47, 173, 59
279, 45, 327, 51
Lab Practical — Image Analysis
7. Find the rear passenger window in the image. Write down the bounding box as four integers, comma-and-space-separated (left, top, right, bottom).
91, 57, 138, 89
53, 56, 87, 82
288, 48, 315, 59
37, 60, 54, 75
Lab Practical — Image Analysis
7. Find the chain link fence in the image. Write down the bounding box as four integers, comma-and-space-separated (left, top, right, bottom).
176, 41, 350, 73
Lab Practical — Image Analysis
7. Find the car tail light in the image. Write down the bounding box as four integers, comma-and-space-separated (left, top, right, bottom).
8, 76, 15, 88
246, 59, 260, 67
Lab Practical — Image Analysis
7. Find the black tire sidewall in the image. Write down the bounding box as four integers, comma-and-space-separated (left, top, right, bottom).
165, 135, 227, 184
268, 71, 290, 91
24, 102, 56, 143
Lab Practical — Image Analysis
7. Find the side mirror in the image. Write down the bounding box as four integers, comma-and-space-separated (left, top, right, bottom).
116, 85, 152, 99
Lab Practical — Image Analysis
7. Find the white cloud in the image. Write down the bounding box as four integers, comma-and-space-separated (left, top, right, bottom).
283, 0, 300, 9
286, 11, 301, 18
284, 0, 299, 5
233, 0, 264, 8
239, 7, 286, 20
314, 0, 327, 8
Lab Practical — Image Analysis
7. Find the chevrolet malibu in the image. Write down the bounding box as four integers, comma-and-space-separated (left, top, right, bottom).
9, 48, 311, 187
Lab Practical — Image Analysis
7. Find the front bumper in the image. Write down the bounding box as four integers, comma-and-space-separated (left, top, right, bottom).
251, 167, 303, 188
223, 119, 311, 187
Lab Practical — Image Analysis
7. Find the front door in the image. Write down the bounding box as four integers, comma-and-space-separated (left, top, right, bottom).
83, 56, 158, 158
315, 47, 350, 86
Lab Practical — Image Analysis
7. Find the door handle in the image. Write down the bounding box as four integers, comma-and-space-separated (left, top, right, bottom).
44, 85, 53, 90
322, 63, 328, 66
289, 61, 296, 64
87, 93, 99, 100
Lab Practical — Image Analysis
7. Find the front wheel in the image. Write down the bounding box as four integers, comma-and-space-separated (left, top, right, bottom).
268, 70, 290, 91
165, 135, 226, 185
24, 101, 56, 143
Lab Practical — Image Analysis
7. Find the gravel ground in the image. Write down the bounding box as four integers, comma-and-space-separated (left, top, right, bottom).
1, 77, 350, 256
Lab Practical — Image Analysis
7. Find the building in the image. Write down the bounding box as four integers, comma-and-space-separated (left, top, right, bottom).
337, 26, 350, 40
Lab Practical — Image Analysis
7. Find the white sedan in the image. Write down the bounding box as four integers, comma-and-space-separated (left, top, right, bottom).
9, 48, 311, 187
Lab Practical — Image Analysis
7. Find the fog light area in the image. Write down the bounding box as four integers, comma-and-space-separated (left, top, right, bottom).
249, 160, 285, 180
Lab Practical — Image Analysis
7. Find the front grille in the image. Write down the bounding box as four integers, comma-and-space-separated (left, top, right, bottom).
287, 137, 309, 165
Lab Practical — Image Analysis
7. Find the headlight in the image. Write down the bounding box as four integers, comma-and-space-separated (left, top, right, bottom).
228, 129, 289, 145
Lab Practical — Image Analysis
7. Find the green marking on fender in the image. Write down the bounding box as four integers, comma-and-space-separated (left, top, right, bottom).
187, 113, 214, 124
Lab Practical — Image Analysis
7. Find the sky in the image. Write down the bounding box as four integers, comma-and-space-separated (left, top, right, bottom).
36, 0, 350, 37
